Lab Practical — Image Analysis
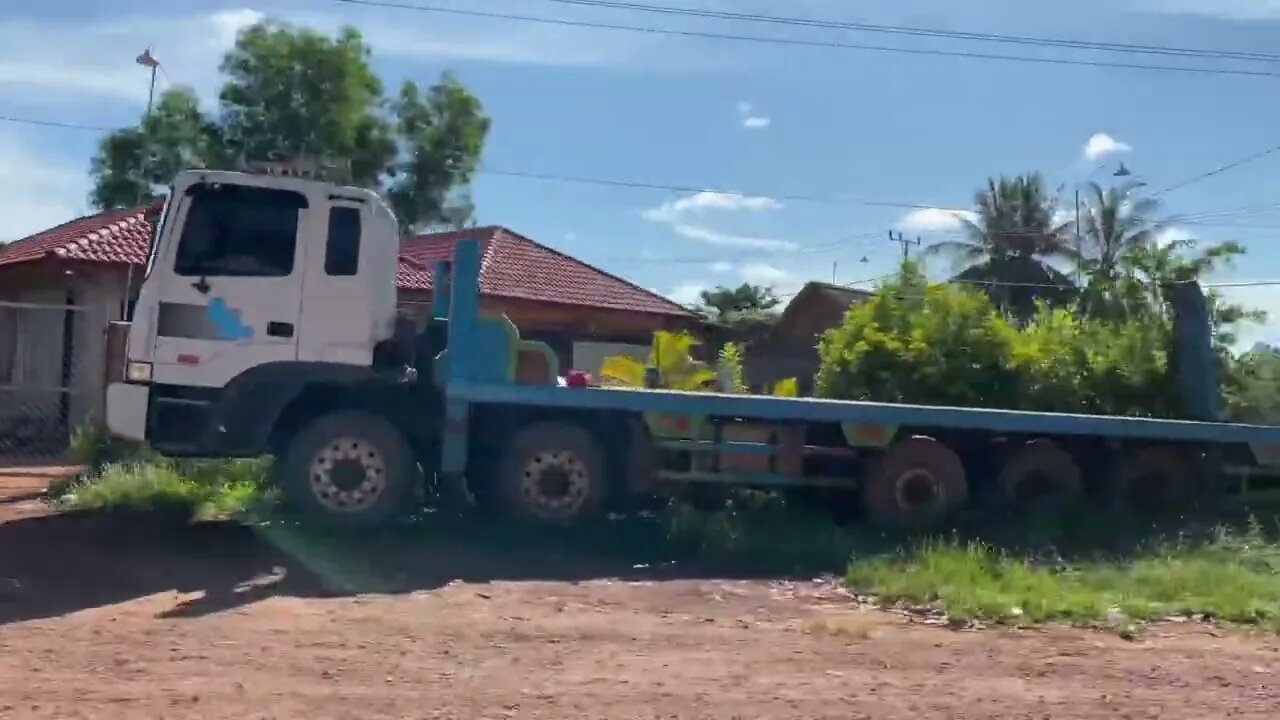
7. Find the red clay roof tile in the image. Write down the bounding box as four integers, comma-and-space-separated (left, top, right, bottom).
400, 226, 694, 318
0, 210, 688, 317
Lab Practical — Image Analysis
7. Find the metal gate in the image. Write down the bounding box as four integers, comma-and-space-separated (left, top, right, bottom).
0, 299, 105, 462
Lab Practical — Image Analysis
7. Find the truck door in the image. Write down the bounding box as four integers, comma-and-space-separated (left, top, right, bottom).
296, 197, 375, 366
147, 180, 312, 388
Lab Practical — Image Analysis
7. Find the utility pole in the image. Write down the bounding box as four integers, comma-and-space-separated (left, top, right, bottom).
1074, 188, 1082, 284
888, 230, 921, 261
135, 47, 160, 207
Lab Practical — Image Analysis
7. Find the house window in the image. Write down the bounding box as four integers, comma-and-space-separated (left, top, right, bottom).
173, 183, 307, 278
324, 207, 361, 276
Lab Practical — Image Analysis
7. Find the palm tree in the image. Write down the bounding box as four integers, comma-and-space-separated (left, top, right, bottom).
1078, 180, 1163, 280
925, 173, 1077, 320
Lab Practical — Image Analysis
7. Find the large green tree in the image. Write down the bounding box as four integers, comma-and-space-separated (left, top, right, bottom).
89, 87, 224, 209
88, 19, 489, 233
926, 173, 1077, 320
385, 74, 491, 233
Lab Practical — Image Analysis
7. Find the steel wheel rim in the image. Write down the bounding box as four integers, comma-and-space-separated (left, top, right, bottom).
521, 450, 589, 515
309, 437, 388, 513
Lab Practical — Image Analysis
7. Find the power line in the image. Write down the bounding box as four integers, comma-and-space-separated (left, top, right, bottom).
481, 167, 950, 210
596, 231, 885, 264
0, 115, 107, 132
539, 0, 1280, 65
1158, 142, 1280, 194
0, 114, 960, 211
330, 0, 1280, 79
6, 111, 1278, 239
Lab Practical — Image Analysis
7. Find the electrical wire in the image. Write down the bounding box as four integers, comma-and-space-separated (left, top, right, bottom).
330, 0, 1280, 79
1158, 143, 1280, 194
537, 0, 1280, 65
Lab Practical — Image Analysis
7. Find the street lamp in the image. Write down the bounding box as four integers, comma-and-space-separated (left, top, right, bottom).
136, 47, 159, 116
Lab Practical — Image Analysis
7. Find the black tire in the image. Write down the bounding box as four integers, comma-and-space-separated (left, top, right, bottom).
496, 422, 606, 524
995, 439, 1083, 510
1109, 445, 1199, 515
280, 411, 418, 527
863, 436, 968, 530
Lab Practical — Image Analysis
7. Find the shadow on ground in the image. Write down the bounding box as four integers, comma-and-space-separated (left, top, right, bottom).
0, 508, 796, 626
4, 489, 1279, 627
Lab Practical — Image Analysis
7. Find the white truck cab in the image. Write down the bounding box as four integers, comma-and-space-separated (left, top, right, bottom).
107, 166, 408, 455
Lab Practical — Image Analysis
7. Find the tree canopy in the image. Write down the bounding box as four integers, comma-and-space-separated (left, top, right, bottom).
88, 19, 490, 233
696, 283, 782, 322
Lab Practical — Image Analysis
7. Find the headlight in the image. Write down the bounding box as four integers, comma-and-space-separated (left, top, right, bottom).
125, 361, 153, 383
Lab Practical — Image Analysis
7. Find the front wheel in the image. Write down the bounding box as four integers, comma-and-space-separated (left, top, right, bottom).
280, 411, 418, 527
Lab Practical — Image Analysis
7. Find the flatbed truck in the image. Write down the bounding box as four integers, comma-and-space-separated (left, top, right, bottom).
105, 165, 1280, 528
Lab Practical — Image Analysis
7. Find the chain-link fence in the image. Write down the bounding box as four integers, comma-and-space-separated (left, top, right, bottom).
0, 300, 107, 464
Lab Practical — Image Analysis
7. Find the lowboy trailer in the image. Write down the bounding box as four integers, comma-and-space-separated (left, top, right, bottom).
106, 166, 1280, 528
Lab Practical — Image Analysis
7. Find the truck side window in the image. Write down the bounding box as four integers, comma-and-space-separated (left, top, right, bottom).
173, 184, 307, 278
325, 207, 361, 276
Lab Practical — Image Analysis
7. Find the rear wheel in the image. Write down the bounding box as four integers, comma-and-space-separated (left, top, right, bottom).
1110, 445, 1199, 515
995, 439, 1083, 511
863, 436, 968, 529
280, 411, 417, 527
496, 422, 606, 524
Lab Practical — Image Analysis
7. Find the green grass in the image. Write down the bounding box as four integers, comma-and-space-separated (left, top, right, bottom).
56, 457, 272, 521
845, 534, 1280, 632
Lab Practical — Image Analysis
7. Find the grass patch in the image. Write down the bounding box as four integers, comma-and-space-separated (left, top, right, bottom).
846, 533, 1280, 632
56, 457, 272, 521
656, 492, 1280, 635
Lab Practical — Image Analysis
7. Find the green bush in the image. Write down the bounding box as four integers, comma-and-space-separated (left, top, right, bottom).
814, 262, 1178, 417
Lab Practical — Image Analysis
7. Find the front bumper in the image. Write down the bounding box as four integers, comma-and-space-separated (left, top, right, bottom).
106, 382, 150, 442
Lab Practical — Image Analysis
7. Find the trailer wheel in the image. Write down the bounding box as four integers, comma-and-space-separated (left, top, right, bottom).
1111, 446, 1199, 514
497, 422, 606, 524
280, 411, 417, 527
996, 440, 1082, 510
864, 436, 968, 529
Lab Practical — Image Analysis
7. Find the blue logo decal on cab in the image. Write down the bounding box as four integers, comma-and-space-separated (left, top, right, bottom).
205, 298, 254, 341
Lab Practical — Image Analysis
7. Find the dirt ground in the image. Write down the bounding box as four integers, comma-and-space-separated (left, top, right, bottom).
0, 468, 1277, 719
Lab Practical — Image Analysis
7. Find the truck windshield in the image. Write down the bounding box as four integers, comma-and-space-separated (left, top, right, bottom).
143, 189, 173, 280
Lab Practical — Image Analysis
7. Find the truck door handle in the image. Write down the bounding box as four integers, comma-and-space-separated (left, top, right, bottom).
266, 322, 294, 338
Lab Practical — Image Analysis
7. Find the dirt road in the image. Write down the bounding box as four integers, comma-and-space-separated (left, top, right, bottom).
0, 469, 1277, 719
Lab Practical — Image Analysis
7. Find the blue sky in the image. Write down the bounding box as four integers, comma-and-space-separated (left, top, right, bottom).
2, 0, 1279, 344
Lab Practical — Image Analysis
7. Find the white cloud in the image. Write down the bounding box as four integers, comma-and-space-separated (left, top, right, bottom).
643, 191, 781, 222
1156, 226, 1197, 246
666, 282, 707, 306
1152, 0, 1280, 20
739, 262, 791, 285
896, 207, 976, 232
1083, 133, 1133, 161
0, 5, 661, 110
668, 223, 795, 250
709, 261, 734, 273
736, 101, 771, 130
643, 191, 795, 250
0, 132, 91, 242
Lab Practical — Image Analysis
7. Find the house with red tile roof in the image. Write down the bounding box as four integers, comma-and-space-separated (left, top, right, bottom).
0, 205, 696, 454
